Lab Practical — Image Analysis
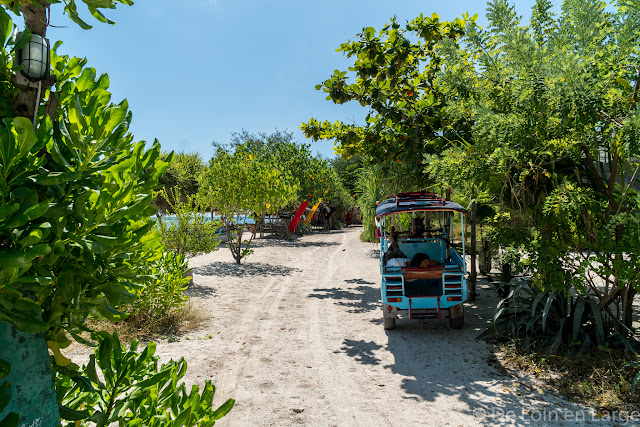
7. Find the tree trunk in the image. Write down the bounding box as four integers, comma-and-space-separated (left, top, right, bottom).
5, 4, 61, 425
622, 286, 637, 330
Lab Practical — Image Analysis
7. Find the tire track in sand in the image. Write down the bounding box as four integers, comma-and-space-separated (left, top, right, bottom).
212, 242, 327, 411
302, 230, 393, 426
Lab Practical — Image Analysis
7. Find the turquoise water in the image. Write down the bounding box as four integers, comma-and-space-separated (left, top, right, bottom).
152, 213, 280, 226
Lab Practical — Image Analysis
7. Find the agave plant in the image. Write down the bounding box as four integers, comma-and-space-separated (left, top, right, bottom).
481, 278, 640, 355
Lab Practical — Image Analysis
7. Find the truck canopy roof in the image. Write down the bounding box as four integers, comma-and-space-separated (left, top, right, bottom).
375, 192, 468, 218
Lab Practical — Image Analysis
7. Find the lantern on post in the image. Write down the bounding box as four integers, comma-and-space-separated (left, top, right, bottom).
17, 33, 50, 82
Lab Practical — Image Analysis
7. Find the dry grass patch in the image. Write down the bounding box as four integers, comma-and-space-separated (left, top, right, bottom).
498, 342, 640, 413
87, 301, 208, 343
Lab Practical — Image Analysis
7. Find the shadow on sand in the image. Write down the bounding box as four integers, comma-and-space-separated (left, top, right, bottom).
185, 283, 218, 298
194, 262, 301, 278
316, 276, 575, 425
251, 238, 340, 249
308, 278, 379, 314
366, 248, 381, 260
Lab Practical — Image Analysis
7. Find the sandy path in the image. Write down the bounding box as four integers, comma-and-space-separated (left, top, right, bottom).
70, 226, 613, 426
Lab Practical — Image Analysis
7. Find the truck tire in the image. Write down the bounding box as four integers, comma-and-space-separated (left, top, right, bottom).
449, 304, 464, 329
383, 317, 396, 330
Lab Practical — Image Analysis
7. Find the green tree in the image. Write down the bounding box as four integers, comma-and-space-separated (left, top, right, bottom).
0, 38, 167, 427
0, 2, 233, 424
330, 155, 363, 197
227, 130, 336, 204
301, 13, 474, 177
222, 130, 355, 231
155, 187, 222, 258
427, 0, 640, 340
355, 161, 427, 242
156, 151, 205, 204
199, 147, 298, 263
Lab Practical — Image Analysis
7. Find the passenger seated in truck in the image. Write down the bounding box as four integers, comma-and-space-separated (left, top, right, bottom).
383, 226, 407, 267
408, 253, 439, 267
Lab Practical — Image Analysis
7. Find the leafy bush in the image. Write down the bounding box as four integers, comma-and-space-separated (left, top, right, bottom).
56, 331, 234, 426
624, 356, 640, 393
483, 278, 640, 355
126, 250, 191, 331
295, 222, 312, 236
200, 147, 298, 264
156, 188, 222, 258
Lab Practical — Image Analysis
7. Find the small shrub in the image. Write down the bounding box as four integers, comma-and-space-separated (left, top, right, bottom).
156, 188, 223, 258
623, 356, 640, 393
56, 331, 234, 425
127, 250, 190, 331
295, 222, 312, 236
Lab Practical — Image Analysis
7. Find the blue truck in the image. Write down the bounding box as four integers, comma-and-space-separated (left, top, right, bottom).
376, 192, 468, 330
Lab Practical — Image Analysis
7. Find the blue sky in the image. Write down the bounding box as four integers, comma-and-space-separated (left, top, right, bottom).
42, 0, 538, 160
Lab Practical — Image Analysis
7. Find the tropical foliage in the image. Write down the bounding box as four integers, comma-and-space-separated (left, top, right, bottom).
0, 37, 168, 349
56, 331, 234, 425
427, 0, 640, 340
126, 250, 191, 332
199, 145, 298, 263
155, 187, 222, 258
0, 2, 233, 422
227, 130, 353, 209
311, 0, 639, 356
356, 162, 435, 242
157, 151, 205, 201
301, 12, 474, 175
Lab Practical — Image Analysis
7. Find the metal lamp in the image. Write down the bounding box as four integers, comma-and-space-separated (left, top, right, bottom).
17, 33, 50, 81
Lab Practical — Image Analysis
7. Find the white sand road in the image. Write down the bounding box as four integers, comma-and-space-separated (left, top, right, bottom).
69, 226, 624, 426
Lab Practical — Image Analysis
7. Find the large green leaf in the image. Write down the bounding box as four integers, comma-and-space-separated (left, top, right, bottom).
212, 398, 235, 420
541, 293, 557, 332
0, 252, 30, 268
134, 366, 173, 389
0, 204, 19, 221
13, 29, 31, 52
83, 0, 116, 8
0, 359, 10, 380
96, 304, 128, 322
0, 8, 13, 44
58, 404, 91, 421
64, 0, 93, 29
0, 381, 11, 413
572, 297, 586, 340
0, 308, 48, 333
587, 298, 605, 345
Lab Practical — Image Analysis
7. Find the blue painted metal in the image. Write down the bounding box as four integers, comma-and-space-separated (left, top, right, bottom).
377, 192, 468, 325
0, 322, 60, 426
375, 191, 468, 218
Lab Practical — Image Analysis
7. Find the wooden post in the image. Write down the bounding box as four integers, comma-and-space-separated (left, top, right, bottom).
469, 200, 477, 301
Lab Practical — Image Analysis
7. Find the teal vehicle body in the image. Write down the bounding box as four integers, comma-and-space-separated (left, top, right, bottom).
376, 192, 468, 329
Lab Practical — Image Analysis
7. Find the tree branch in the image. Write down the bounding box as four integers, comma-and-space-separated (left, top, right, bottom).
633, 68, 640, 105
580, 145, 608, 193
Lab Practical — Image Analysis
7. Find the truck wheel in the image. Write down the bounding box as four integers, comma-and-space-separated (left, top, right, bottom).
383, 303, 397, 330
449, 304, 464, 329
